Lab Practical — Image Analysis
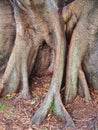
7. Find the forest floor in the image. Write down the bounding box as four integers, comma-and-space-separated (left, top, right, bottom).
0, 75, 98, 130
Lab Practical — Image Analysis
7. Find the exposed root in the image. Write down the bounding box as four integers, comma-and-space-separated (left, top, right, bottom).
65, 12, 90, 103
63, 0, 97, 104
79, 67, 92, 102
31, 81, 75, 129
65, 29, 80, 104
31, 85, 54, 126
54, 87, 76, 129
0, 5, 27, 96
0, 1, 15, 71
0, 0, 54, 98
31, 0, 69, 127
62, 1, 80, 104
21, 52, 30, 99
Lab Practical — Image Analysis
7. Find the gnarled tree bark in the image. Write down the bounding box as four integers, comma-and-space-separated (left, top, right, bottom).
0, 0, 98, 129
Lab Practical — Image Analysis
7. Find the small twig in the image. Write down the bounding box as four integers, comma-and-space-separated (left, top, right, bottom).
24, 107, 29, 119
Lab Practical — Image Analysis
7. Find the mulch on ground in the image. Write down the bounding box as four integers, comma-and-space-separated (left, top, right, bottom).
0, 75, 98, 130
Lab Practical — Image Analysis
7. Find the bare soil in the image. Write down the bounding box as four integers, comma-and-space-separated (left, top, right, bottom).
0, 75, 98, 130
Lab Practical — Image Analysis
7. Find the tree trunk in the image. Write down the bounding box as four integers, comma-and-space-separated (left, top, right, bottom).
0, 0, 15, 72
0, 0, 98, 129
63, 0, 98, 103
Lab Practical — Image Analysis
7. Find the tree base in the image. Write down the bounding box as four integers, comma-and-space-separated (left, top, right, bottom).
31, 81, 76, 129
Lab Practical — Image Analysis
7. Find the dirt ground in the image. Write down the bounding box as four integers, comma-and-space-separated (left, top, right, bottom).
0, 75, 98, 130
